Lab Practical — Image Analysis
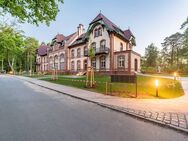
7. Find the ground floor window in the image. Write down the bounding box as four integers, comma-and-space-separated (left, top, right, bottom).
77, 60, 81, 71
100, 56, 106, 69
71, 61, 74, 71
50, 63, 53, 70
91, 57, 96, 69
60, 62, 64, 70
118, 55, 125, 68
54, 63, 58, 70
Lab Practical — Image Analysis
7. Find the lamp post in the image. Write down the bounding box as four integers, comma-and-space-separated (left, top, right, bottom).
155, 79, 159, 97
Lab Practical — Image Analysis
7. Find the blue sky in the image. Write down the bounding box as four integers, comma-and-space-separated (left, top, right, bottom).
19, 0, 188, 55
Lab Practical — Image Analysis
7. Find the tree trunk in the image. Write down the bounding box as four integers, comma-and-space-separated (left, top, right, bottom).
171, 46, 174, 66
176, 48, 179, 68
30, 53, 32, 76
8, 57, 15, 73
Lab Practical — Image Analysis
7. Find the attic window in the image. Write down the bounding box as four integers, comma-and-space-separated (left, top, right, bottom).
94, 27, 102, 38
98, 27, 102, 36
94, 29, 98, 37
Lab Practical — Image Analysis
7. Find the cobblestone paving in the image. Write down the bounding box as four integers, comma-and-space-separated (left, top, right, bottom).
103, 104, 188, 132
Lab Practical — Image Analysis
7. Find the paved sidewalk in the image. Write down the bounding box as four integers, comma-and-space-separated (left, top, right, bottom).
15, 75, 188, 132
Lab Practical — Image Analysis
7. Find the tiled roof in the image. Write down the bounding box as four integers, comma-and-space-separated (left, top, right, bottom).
54, 34, 65, 42
90, 13, 134, 42
37, 44, 48, 56
69, 33, 86, 47
65, 32, 76, 41
90, 13, 120, 31
124, 29, 134, 40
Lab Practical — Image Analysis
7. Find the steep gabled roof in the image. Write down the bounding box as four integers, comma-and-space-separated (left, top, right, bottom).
90, 13, 120, 31
89, 13, 135, 43
37, 43, 48, 56
124, 29, 134, 40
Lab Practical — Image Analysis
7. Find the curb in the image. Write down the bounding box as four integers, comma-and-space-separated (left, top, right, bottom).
16, 76, 188, 134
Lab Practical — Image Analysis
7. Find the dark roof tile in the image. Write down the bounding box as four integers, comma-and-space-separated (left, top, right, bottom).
124, 29, 134, 40
37, 44, 48, 56
54, 34, 65, 42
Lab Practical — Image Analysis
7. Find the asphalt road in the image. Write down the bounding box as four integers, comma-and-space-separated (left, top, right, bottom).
0, 75, 187, 141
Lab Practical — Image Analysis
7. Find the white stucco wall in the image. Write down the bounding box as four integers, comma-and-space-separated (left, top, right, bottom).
89, 25, 110, 70
113, 36, 128, 52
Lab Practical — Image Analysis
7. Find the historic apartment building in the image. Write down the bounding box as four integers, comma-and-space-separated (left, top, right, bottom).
36, 13, 141, 75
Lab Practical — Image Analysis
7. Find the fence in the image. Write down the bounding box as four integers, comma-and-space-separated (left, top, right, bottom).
49, 77, 138, 98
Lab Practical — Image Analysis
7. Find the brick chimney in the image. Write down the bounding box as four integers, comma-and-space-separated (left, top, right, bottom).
77, 24, 85, 36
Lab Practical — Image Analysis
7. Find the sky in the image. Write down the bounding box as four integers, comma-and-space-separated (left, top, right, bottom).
18, 0, 188, 55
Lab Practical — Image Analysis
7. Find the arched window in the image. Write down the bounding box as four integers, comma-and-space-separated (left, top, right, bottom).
134, 59, 138, 71
91, 57, 96, 69
91, 42, 96, 51
118, 55, 125, 68
77, 60, 81, 71
84, 46, 88, 56
100, 56, 106, 69
98, 27, 102, 36
100, 40, 106, 50
71, 61, 74, 71
71, 49, 75, 58
120, 43, 123, 51
60, 53, 65, 70
54, 55, 58, 70
77, 48, 81, 58
94, 29, 98, 38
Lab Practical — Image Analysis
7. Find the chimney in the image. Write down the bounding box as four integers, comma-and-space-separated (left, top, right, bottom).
77, 24, 85, 36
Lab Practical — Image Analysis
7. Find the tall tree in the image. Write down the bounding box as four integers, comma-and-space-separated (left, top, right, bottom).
0, 0, 64, 25
24, 37, 39, 74
0, 25, 24, 72
144, 43, 159, 67
181, 17, 188, 59
161, 32, 184, 66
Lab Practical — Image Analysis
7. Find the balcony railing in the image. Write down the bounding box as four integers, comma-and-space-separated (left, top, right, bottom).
95, 47, 109, 55
84, 47, 109, 56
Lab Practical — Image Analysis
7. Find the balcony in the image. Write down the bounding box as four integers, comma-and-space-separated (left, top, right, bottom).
95, 47, 109, 55
84, 47, 109, 56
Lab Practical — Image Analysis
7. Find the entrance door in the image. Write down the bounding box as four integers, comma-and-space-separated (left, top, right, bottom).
84, 60, 87, 71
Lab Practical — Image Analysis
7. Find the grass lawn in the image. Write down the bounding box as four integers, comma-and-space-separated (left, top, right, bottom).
40, 75, 184, 99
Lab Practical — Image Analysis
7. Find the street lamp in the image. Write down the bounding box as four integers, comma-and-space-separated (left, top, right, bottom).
155, 79, 159, 97
174, 72, 177, 80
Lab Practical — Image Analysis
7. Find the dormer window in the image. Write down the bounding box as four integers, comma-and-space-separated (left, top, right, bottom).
94, 29, 98, 37
94, 27, 102, 38
98, 27, 102, 36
